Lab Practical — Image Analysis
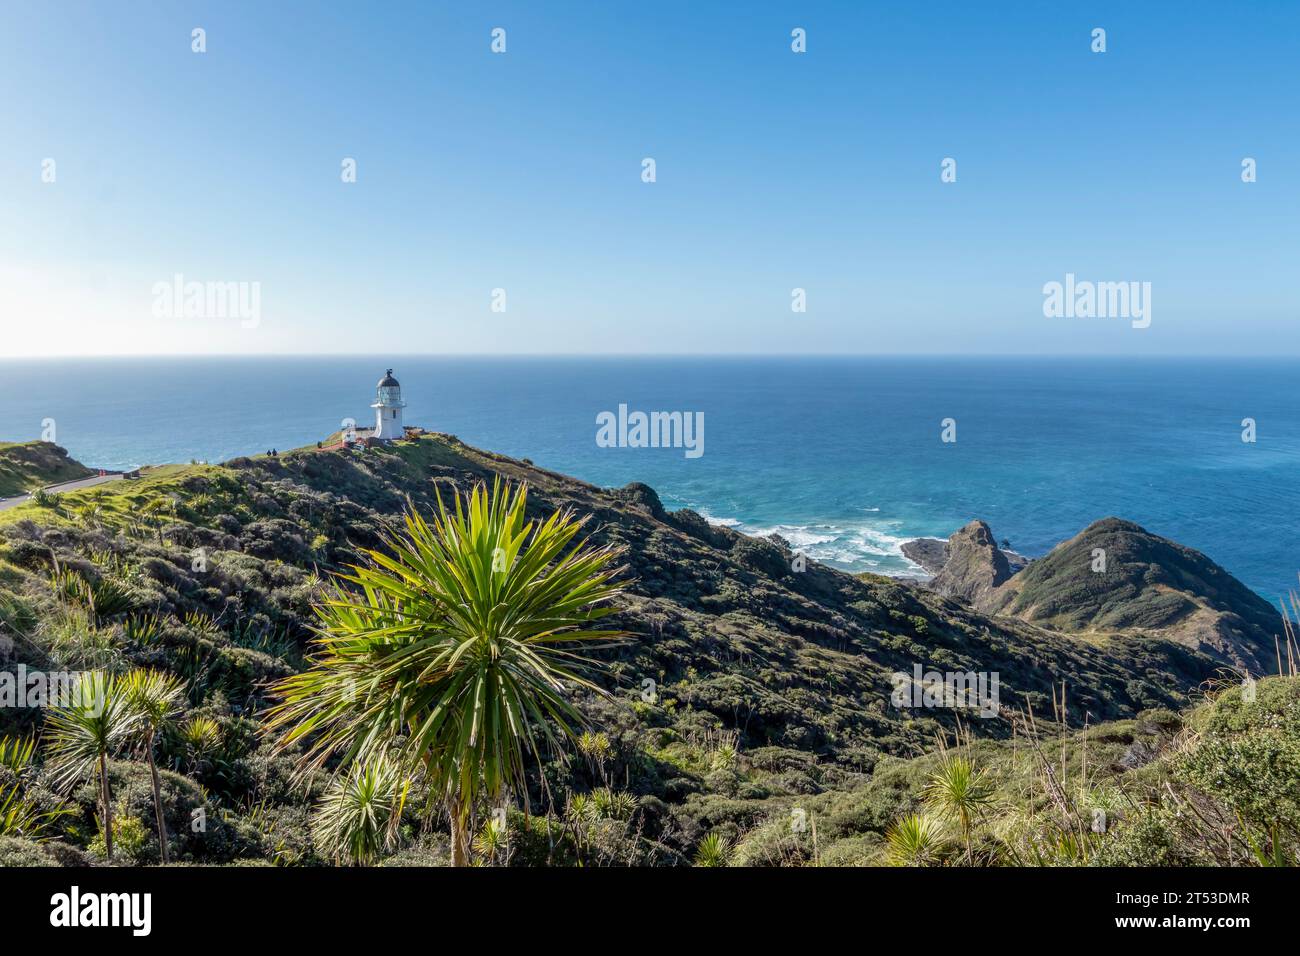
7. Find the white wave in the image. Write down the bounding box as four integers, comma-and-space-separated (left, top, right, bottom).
694, 510, 927, 574
698, 511, 742, 529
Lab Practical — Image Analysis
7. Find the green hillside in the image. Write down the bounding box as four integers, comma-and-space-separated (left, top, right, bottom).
0, 442, 93, 498
0, 435, 1290, 867
983, 517, 1284, 672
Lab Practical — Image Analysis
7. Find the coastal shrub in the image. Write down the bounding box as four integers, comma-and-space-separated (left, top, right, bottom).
0, 436, 1268, 869
89, 812, 148, 862
819, 832, 881, 866
1090, 806, 1208, 867
1173, 678, 1300, 842
0, 835, 89, 866
732, 811, 816, 867
0, 779, 69, 840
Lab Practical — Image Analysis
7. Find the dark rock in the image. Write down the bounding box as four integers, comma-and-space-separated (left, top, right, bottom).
613, 482, 666, 520
929, 520, 1013, 605
901, 537, 948, 575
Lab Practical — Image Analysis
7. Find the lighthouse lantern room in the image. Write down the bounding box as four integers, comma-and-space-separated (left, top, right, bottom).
371, 369, 407, 440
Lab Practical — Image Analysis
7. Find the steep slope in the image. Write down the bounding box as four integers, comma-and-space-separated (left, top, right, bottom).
0, 436, 1225, 864
1, 439, 1218, 749
730, 675, 1300, 866
981, 517, 1283, 672
0, 442, 93, 497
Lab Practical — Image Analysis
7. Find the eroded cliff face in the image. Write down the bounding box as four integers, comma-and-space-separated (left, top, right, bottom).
927, 520, 1013, 606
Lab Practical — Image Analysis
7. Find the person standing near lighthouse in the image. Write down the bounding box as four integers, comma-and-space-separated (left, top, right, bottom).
371, 369, 406, 440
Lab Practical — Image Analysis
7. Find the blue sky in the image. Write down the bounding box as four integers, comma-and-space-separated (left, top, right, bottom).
1, 0, 1297, 356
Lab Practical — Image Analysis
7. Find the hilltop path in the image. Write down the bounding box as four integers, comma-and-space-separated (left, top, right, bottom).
0, 472, 124, 512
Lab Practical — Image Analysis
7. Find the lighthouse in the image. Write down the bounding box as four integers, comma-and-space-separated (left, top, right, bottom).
371, 369, 407, 440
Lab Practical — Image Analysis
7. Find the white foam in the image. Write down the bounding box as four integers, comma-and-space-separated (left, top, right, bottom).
694, 509, 926, 574
698, 511, 742, 529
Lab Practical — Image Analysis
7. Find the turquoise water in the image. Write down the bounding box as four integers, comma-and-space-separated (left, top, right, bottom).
1, 356, 1297, 603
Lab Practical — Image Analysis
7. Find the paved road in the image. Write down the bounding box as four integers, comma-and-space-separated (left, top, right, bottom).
0, 473, 125, 512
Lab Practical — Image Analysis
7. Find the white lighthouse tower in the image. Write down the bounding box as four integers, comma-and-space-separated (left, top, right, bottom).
371, 368, 407, 440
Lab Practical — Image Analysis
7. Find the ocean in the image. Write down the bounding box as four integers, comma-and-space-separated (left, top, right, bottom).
1, 356, 1297, 604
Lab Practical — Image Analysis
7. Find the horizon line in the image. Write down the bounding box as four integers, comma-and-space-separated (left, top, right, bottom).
3, 352, 1299, 361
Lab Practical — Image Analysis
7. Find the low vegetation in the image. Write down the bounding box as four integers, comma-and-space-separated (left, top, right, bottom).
0, 442, 92, 499
0, 437, 1290, 866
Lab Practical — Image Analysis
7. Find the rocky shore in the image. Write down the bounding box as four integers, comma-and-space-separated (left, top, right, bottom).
901, 527, 1030, 577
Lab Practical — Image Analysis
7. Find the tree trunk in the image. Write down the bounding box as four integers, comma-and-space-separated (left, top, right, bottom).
99, 752, 114, 860
146, 731, 170, 864
447, 796, 471, 867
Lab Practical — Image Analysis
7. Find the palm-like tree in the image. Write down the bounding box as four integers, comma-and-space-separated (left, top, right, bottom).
268, 479, 627, 866
123, 668, 186, 864
44, 671, 138, 860
921, 739, 996, 864
312, 754, 408, 866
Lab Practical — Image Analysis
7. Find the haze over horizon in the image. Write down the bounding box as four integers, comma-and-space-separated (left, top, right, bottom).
5, 352, 1300, 362
3, 0, 1298, 358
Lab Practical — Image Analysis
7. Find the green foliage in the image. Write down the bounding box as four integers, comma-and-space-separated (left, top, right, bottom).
0, 735, 36, 774
0, 836, 91, 866
268, 480, 628, 864
49, 569, 89, 606
0, 435, 1287, 868
43, 671, 139, 860
44, 672, 138, 793
471, 814, 510, 865
86, 575, 139, 619
694, 830, 734, 867
123, 613, 163, 646
578, 730, 613, 764
47, 568, 137, 621
184, 611, 220, 635
311, 754, 408, 866
0, 782, 69, 840
89, 812, 148, 862
32, 488, 61, 509
991, 518, 1280, 663
589, 787, 637, 821
885, 813, 949, 866
122, 668, 187, 861
919, 738, 996, 861
0, 588, 36, 636
178, 716, 223, 772
0, 441, 92, 498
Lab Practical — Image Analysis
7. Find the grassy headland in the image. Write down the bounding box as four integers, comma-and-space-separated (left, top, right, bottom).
0, 442, 93, 498
0, 437, 1292, 867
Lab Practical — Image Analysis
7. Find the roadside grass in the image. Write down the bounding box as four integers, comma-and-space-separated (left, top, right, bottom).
0, 441, 94, 498
0, 464, 212, 529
